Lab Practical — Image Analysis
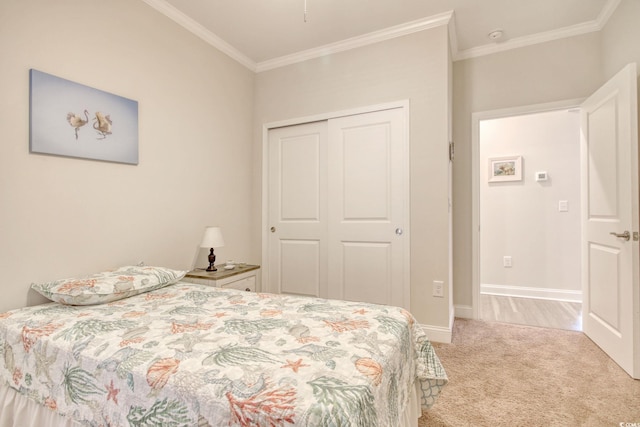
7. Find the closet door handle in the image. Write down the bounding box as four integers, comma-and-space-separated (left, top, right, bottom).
395, 228, 403, 236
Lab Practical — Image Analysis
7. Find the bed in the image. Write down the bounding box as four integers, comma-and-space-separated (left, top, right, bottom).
0, 266, 447, 426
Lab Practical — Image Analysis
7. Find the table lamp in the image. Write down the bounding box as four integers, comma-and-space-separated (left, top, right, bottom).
200, 226, 225, 271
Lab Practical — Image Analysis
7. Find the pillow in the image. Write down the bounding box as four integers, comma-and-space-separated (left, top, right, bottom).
30, 265, 186, 305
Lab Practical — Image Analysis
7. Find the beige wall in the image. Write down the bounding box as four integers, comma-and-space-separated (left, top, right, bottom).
254, 27, 453, 327
453, 0, 640, 311
452, 33, 603, 309
4, 0, 635, 326
601, 0, 640, 81
479, 110, 581, 297
600, 0, 640, 155
0, 0, 255, 312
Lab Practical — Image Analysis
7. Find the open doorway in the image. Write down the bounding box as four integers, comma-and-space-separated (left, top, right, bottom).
476, 106, 582, 331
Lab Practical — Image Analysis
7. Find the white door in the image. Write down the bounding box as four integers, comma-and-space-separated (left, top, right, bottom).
327, 109, 408, 308
268, 121, 328, 297
267, 107, 409, 309
581, 63, 639, 379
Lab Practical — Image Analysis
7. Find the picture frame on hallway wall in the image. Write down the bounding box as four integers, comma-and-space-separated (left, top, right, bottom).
29, 69, 139, 165
488, 156, 522, 182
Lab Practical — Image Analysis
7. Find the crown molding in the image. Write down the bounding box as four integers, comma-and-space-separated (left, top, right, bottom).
142, 0, 620, 70
447, 11, 459, 61
596, 0, 621, 28
453, 20, 599, 61
140, 0, 257, 71
452, 0, 621, 61
256, 11, 454, 72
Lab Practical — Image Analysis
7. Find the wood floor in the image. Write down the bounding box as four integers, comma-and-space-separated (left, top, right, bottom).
480, 294, 582, 331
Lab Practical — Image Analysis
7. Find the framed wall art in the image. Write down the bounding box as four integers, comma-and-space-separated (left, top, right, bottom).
488, 156, 522, 182
29, 69, 138, 165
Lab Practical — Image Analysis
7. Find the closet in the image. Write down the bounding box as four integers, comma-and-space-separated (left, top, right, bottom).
266, 107, 409, 308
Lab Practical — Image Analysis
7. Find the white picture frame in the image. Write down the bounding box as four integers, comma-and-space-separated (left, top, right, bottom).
488, 156, 522, 182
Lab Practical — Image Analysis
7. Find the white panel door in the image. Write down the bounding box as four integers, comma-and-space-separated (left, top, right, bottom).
268, 122, 328, 297
327, 108, 408, 308
581, 63, 639, 378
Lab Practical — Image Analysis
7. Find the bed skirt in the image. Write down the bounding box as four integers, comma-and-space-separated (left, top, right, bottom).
0, 381, 420, 427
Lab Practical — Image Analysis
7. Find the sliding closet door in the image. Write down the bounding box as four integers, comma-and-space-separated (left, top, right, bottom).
327, 108, 408, 308
267, 122, 328, 297
267, 107, 408, 308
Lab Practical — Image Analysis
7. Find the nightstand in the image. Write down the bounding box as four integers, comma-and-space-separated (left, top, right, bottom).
182, 264, 260, 292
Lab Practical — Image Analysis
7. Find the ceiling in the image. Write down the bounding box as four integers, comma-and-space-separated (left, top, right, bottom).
142, 0, 619, 72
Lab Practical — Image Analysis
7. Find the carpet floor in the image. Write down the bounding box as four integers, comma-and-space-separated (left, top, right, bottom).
418, 318, 640, 426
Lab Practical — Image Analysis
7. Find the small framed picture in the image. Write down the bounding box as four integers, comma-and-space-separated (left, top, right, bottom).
488, 156, 522, 182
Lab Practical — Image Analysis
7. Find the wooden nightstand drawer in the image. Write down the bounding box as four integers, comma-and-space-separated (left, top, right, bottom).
221, 275, 256, 292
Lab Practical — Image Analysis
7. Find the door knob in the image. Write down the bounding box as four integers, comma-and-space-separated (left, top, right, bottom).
395, 228, 403, 236
610, 231, 630, 241
270, 227, 276, 233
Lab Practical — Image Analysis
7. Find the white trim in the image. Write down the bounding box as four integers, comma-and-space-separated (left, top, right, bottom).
140, 0, 257, 71
453, 0, 621, 61
481, 284, 582, 303
454, 21, 598, 61
420, 324, 452, 344
142, 0, 620, 70
264, 100, 410, 130
596, 0, 623, 29
261, 100, 411, 310
257, 12, 453, 72
471, 98, 585, 320
454, 304, 473, 319
447, 11, 459, 60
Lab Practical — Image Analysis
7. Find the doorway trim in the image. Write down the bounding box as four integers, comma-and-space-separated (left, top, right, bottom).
471, 98, 584, 319
261, 99, 411, 306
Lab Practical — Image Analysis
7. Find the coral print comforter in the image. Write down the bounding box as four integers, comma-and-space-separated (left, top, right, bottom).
0, 283, 447, 426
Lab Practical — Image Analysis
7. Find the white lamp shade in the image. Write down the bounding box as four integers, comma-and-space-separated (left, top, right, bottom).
200, 226, 225, 248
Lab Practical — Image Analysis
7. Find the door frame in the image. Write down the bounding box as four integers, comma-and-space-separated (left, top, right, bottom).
261, 100, 411, 307
470, 98, 584, 320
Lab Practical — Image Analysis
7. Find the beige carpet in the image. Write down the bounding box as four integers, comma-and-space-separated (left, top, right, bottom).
418, 318, 640, 426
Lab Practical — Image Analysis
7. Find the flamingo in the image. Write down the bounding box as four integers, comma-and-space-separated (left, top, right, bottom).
66, 109, 89, 140
93, 111, 112, 139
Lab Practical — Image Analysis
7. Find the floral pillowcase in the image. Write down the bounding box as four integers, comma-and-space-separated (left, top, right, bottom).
31, 265, 186, 305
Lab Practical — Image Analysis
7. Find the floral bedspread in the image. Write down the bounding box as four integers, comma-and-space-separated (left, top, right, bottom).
0, 283, 447, 426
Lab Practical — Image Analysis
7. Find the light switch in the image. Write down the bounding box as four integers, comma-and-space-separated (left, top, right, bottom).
433, 281, 444, 297
503, 256, 512, 268
559, 200, 568, 212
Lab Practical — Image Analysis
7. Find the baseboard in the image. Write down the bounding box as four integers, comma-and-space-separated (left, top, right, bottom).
454, 304, 474, 319
481, 283, 582, 303
420, 323, 452, 344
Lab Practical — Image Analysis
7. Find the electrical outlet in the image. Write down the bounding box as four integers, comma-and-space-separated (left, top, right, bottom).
503, 256, 512, 268
433, 280, 444, 297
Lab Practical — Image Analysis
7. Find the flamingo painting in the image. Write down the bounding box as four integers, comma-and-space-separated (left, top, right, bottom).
93, 111, 112, 139
31, 69, 138, 164
66, 109, 89, 140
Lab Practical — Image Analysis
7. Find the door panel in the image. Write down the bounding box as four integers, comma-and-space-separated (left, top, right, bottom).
328, 108, 407, 308
588, 243, 620, 331
581, 63, 639, 378
341, 242, 391, 305
587, 96, 618, 218
280, 136, 320, 220
342, 124, 391, 220
279, 240, 320, 297
268, 122, 328, 297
